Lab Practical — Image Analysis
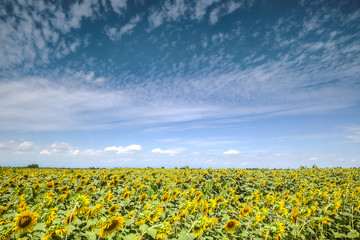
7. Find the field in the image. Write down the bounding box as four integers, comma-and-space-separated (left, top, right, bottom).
0, 167, 359, 240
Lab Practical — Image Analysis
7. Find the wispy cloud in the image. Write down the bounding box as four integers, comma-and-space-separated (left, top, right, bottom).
109, 0, 128, 15
104, 145, 142, 154
151, 147, 186, 156
344, 126, 360, 142
0, 140, 35, 154
105, 14, 143, 40
40, 143, 141, 155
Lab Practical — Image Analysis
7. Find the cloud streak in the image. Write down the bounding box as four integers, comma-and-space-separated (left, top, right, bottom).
152, 147, 186, 156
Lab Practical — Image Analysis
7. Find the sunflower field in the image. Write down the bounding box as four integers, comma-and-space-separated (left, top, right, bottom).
0, 167, 359, 240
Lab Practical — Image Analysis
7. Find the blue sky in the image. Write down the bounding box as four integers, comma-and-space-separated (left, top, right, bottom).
0, 0, 359, 168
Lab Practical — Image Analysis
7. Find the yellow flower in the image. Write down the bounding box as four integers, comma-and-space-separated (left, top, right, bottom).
65, 211, 77, 225
290, 207, 298, 224
169, 215, 181, 224
42, 225, 68, 240
108, 204, 118, 215
314, 217, 332, 227
330, 201, 342, 215
223, 219, 239, 233
123, 190, 131, 200
46, 182, 54, 189
0, 227, 14, 240
0, 206, 8, 217
106, 190, 114, 202
253, 213, 266, 227
0, 218, 10, 226
239, 205, 252, 218
86, 208, 94, 220
261, 222, 285, 240
59, 185, 69, 192
140, 193, 148, 204
99, 216, 125, 238
45, 207, 58, 228
155, 222, 172, 240
75, 186, 84, 192
127, 210, 135, 219
13, 211, 39, 234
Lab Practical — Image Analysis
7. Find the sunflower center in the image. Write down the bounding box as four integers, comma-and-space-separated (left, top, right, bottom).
19, 216, 32, 228
227, 221, 234, 228
105, 220, 118, 231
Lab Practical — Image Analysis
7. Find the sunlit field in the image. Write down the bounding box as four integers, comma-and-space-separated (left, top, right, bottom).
0, 167, 359, 240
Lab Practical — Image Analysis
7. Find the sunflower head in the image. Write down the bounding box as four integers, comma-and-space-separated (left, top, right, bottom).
108, 204, 118, 215
155, 222, 172, 240
13, 211, 39, 234
43, 225, 68, 240
223, 219, 239, 233
99, 216, 125, 238
65, 211, 77, 225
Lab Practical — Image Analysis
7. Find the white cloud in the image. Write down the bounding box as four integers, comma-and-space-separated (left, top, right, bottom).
75, 71, 106, 84
104, 144, 142, 154
209, 8, 220, 25
16, 141, 34, 153
50, 142, 78, 155
151, 147, 186, 156
344, 126, 360, 142
106, 14, 143, 40
0, 0, 98, 69
148, 10, 165, 29
223, 149, 240, 155
110, 0, 128, 15
310, 157, 318, 161
0, 140, 34, 153
40, 149, 51, 155
0, 140, 16, 151
193, 0, 220, 20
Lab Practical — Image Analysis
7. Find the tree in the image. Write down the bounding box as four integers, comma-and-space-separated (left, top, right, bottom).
26, 164, 39, 168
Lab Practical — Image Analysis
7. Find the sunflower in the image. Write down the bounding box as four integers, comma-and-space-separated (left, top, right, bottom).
13, 211, 39, 234
65, 211, 77, 225
0, 206, 7, 217
239, 205, 252, 218
99, 216, 125, 238
106, 191, 114, 202
45, 207, 58, 228
46, 182, 54, 189
86, 208, 94, 220
108, 204, 118, 215
253, 213, 266, 227
223, 219, 239, 233
140, 194, 148, 204
314, 217, 332, 227
59, 185, 69, 192
127, 210, 135, 219
123, 190, 131, 200
169, 215, 181, 224
155, 222, 172, 240
0, 227, 14, 240
0, 219, 11, 225
193, 219, 207, 237
43, 225, 68, 240
75, 186, 84, 192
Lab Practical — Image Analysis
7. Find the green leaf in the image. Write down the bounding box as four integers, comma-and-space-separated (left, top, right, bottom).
139, 224, 149, 233
347, 230, 360, 239
333, 232, 347, 238
147, 228, 157, 239
123, 233, 141, 240
125, 218, 135, 226
177, 230, 195, 240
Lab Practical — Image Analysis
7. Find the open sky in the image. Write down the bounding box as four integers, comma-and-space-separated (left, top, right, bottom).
0, 0, 359, 169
